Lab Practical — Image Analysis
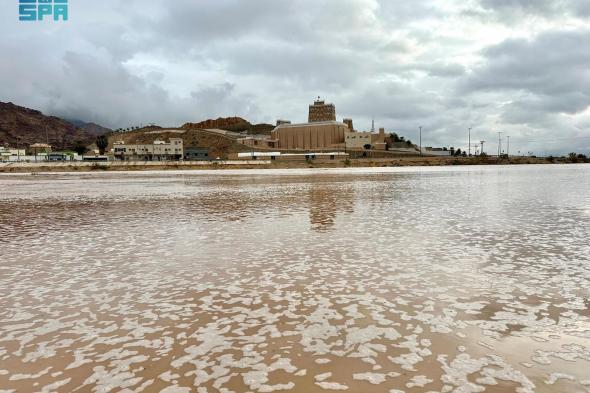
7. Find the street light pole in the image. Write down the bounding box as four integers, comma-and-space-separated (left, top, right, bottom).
507, 136, 510, 157
419, 126, 422, 156
468, 127, 472, 157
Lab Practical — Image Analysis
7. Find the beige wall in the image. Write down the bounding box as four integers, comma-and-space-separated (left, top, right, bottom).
238, 137, 278, 149
345, 131, 372, 149
345, 129, 387, 150
271, 122, 347, 150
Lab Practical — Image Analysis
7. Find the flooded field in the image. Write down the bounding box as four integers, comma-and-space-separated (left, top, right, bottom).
0, 165, 589, 393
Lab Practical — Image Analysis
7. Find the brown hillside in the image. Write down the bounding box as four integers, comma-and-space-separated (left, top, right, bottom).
80, 122, 111, 136
182, 117, 250, 131
0, 102, 106, 150
248, 123, 275, 135
182, 117, 275, 135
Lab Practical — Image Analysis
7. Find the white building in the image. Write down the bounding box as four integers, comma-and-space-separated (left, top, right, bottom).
0, 147, 26, 161
113, 138, 184, 161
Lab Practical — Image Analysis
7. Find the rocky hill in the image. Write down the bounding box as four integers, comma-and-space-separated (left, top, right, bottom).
0, 102, 110, 150
182, 117, 250, 131
66, 119, 112, 136
182, 117, 275, 135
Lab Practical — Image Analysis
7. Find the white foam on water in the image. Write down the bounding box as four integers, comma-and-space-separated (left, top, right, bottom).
315, 381, 349, 390
352, 372, 386, 384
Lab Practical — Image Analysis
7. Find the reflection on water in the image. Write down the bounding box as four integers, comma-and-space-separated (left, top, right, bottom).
309, 183, 354, 231
0, 165, 589, 393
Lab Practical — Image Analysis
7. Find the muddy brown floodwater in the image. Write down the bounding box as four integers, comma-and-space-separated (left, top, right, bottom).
0, 165, 589, 393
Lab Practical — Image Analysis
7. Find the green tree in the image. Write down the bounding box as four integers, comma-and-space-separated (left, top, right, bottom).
389, 133, 402, 142
363, 144, 372, 150
73, 141, 88, 156
96, 135, 109, 155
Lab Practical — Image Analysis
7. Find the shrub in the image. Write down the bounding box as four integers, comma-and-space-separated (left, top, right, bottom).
568, 152, 578, 163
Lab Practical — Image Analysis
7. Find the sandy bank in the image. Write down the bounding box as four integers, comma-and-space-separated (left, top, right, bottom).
0, 156, 580, 173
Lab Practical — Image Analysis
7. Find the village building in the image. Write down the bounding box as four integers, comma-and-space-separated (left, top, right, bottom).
29, 143, 52, 154
184, 147, 211, 161
233, 151, 349, 162
345, 127, 387, 151
113, 138, 183, 161
0, 147, 26, 161
238, 135, 279, 149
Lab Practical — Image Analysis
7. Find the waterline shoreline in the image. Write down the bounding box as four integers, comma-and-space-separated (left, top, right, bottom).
1, 162, 588, 179
0, 156, 584, 174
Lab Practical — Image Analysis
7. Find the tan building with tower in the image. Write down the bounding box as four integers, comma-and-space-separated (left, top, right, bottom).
271, 121, 347, 150
239, 98, 390, 152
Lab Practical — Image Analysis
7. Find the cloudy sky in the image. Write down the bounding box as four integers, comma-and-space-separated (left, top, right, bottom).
1, 0, 589, 154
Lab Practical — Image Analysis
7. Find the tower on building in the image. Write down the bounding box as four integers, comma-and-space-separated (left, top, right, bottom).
308, 97, 336, 123
343, 118, 354, 131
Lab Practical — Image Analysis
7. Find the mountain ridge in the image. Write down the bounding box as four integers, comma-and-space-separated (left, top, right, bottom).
0, 101, 111, 150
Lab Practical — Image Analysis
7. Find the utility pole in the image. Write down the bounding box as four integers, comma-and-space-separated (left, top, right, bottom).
418, 126, 423, 155
468, 127, 472, 157
497, 132, 502, 157
16, 136, 20, 162
506, 136, 510, 157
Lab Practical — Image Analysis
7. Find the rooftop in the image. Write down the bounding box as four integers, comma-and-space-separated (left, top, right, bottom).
274, 120, 347, 129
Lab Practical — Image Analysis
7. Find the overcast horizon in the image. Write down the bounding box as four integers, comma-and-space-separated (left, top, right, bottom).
2, 0, 590, 155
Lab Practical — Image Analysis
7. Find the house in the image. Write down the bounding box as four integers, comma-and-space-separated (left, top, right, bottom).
184, 147, 210, 161
113, 138, 184, 161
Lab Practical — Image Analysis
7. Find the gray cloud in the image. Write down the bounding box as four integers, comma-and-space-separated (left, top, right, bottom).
477, 0, 590, 19
461, 29, 590, 130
